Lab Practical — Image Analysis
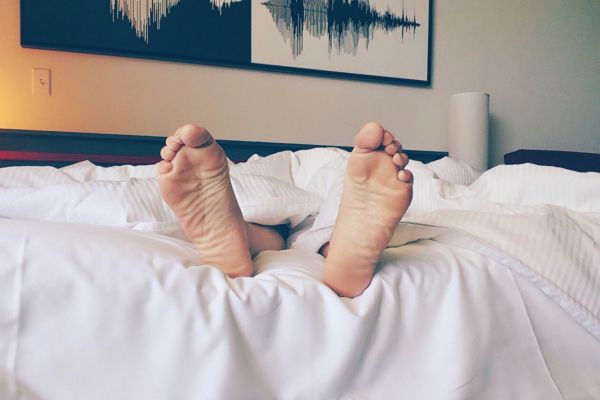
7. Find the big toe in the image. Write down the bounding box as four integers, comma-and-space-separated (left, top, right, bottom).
354, 122, 386, 152
178, 124, 214, 148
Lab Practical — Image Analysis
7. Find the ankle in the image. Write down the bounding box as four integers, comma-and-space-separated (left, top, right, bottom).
322, 259, 375, 298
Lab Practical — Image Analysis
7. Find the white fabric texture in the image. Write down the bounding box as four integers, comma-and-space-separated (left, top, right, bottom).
0, 150, 599, 399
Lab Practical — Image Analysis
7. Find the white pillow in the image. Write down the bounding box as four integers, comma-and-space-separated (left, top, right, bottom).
426, 157, 482, 186
471, 164, 600, 212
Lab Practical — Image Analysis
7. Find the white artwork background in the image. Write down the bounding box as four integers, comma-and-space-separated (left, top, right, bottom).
251, 0, 429, 81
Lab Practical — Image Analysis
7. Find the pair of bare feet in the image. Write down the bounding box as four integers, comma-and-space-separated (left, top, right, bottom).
157, 122, 413, 297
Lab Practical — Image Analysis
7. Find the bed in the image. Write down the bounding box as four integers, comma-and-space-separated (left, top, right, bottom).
0, 129, 599, 400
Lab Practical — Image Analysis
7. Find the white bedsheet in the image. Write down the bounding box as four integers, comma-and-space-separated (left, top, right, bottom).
0, 151, 599, 399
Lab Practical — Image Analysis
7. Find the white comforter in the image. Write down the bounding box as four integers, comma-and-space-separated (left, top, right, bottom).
0, 150, 599, 400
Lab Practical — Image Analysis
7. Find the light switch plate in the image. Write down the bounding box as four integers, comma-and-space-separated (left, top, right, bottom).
32, 68, 51, 96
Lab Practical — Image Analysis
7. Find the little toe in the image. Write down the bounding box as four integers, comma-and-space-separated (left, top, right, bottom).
397, 169, 413, 183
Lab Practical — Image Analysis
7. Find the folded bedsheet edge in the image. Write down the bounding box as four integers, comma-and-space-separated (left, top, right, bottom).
434, 228, 600, 342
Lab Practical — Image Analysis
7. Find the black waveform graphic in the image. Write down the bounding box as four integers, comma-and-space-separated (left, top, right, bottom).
111, 0, 240, 43
262, 0, 421, 58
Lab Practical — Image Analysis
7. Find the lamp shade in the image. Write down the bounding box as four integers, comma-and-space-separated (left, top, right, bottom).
448, 92, 490, 171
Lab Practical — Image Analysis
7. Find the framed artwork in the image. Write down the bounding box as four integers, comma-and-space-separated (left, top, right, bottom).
21, 0, 432, 85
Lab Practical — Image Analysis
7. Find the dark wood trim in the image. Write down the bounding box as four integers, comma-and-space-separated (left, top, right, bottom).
0, 150, 160, 166
504, 149, 600, 173
0, 129, 447, 167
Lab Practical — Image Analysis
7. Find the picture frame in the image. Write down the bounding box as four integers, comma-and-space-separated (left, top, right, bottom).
21, 0, 432, 86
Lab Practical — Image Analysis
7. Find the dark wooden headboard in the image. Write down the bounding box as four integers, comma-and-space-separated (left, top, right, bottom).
0, 129, 447, 168
504, 149, 600, 173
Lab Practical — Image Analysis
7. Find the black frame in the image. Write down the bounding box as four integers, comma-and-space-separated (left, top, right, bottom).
20, 0, 432, 86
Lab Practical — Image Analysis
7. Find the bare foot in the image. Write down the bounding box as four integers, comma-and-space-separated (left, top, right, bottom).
322, 122, 413, 297
157, 124, 253, 278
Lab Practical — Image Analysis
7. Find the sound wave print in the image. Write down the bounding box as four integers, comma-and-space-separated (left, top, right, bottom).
210, 0, 242, 13
262, 0, 421, 58
110, 0, 240, 43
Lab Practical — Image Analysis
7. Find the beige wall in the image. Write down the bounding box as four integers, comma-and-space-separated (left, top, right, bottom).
1, 0, 598, 166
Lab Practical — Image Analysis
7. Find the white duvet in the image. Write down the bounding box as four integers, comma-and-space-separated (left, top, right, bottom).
0, 150, 599, 400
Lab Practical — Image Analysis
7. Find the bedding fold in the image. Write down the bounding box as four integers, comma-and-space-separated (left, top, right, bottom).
0, 218, 568, 399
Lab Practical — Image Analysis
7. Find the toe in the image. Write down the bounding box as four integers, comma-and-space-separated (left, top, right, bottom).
393, 152, 409, 169
354, 122, 385, 152
166, 135, 183, 151
385, 140, 402, 155
395, 140, 403, 154
393, 152, 409, 168
160, 146, 176, 161
180, 124, 214, 148
170, 126, 184, 141
157, 160, 173, 174
383, 130, 394, 146
397, 169, 413, 183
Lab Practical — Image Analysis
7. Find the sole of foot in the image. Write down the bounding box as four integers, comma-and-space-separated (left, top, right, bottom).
157, 124, 254, 278
322, 122, 413, 297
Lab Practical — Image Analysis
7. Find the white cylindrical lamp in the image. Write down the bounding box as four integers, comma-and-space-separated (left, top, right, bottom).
448, 92, 490, 171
